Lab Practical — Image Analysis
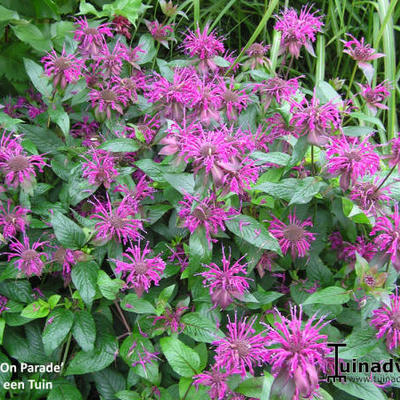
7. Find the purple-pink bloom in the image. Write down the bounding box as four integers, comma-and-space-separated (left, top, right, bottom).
269, 211, 316, 259
0, 200, 30, 240
113, 241, 165, 297
370, 291, 400, 351
181, 24, 225, 73
290, 91, 342, 146
371, 204, 400, 271
256, 251, 278, 278
264, 305, 331, 400
0, 131, 47, 189
5, 235, 49, 277
193, 367, 230, 400
90, 195, 143, 245
213, 313, 269, 377
274, 6, 323, 59
145, 20, 174, 48
94, 41, 129, 78
384, 135, 400, 172
82, 148, 119, 189
52, 246, 83, 284
71, 115, 99, 138
0, 295, 8, 314
218, 79, 248, 121
342, 236, 377, 269
199, 247, 250, 309
129, 341, 160, 374
245, 42, 270, 69
358, 81, 391, 116
151, 306, 188, 333
112, 15, 132, 39
178, 193, 236, 245
41, 48, 83, 89
326, 135, 380, 191
74, 17, 113, 58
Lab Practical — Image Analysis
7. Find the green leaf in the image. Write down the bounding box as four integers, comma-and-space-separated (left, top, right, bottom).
48, 104, 70, 135
115, 391, 140, 400
0, 318, 5, 345
236, 376, 265, 398
92, 368, 126, 400
50, 211, 86, 249
163, 173, 195, 195
137, 34, 156, 64
21, 124, 64, 154
121, 294, 156, 314
160, 337, 200, 377
21, 299, 50, 319
250, 151, 290, 166
72, 310, 96, 352
0, 280, 32, 303
102, 0, 142, 24
42, 309, 74, 355
97, 270, 124, 301
0, 5, 19, 21
225, 214, 281, 253
48, 381, 83, 400
13, 24, 52, 52
303, 286, 350, 305
23, 58, 52, 98
0, 352, 12, 393
189, 226, 212, 266
99, 138, 139, 152
181, 312, 224, 343
339, 326, 379, 359
343, 126, 375, 137
289, 178, 324, 205
71, 261, 99, 308
48, 294, 61, 309
289, 135, 309, 166
333, 381, 386, 400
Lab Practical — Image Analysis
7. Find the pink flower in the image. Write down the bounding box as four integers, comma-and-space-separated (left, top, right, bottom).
82, 149, 119, 189
0, 131, 47, 189
151, 306, 188, 333
113, 242, 165, 297
199, 247, 250, 309
193, 367, 230, 400
74, 17, 113, 58
129, 341, 160, 374
192, 79, 223, 124
342, 236, 377, 268
350, 178, 391, 216
167, 243, 189, 271
265, 113, 302, 144
181, 24, 225, 73
290, 91, 342, 146
326, 135, 380, 191
178, 193, 235, 245
256, 251, 278, 278
255, 76, 300, 109
274, 6, 323, 58
94, 41, 129, 78
213, 313, 268, 377
269, 211, 316, 259
0, 295, 8, 314
370, 291, 400, 350
264, 305, 331, 400
71, 116, 99, 138
5, 235, 49, 277
0, 200, 30, 240
342, 34, 384, 80
371, 204, 400, 271
384, 135, 400, 171
218, 79, 248, 121
41, 48, 83, 89
358, 81, 391, 116
89, 82, 129, 119
90, 195, 143, 245
145, 20, 174, 48
245, 42, 270, 69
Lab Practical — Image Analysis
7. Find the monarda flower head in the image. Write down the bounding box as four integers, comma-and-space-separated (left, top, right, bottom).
113, 241, 165, 297
181, 24, 225, 73
290, 91, 342, 146
5, 235, 49, 277
218, 79, 249, 121
0, 200, 30, 240
178, 193, 236, 245
383, 135, 400, 172
145, 20, 175, 48
213, 313, 269, 377
74, 17, 113, 58
371, 204, 400, 271
151, 306, 188, 333
94, 41, 129, 78
112, 15, 132, 39
274, 6, 323, 59
370, 290, 400, 351
0, 131, 47, 190
82, 148, 119, 189
244, 42, 270, 70
90, 195, 143, 245
269, 211, 316, 259
41, 48, 83, 89
193, 367, 230, 400
358, 81, 391, 116
264, 305, 331, 400
199, 247, 250, 309
326, 135, 380, 191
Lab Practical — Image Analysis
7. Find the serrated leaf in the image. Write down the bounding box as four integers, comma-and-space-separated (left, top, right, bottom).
121, 294, 156, 314
97, 270, 124, 300
48, 104, 70, 135
99, 138, 139, 152
48, 381, 83, 400
42, 309, 74, 356
250, 151, 290, 166
289, 178, 323, 205
21, 299, 50, 319
160, 337, 200, 377
303, 286, 350, 305
71, 261, 99, 308
163, 173, 195, 195
23, 58, 52, 97
333, 381, 386, 400
182, 312, 224, 343
50, 211, 86, 249
225, 214, 281, 253
72, 310, 96, 352
21, 124, 64, 153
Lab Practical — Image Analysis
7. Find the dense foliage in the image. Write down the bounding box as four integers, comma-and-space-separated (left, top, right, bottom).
0, 0, 399, 399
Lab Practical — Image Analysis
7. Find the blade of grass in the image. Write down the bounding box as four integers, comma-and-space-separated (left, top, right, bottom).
375, 0, 398, 141
315, 35, 325, 85
193, 0, 200, 27
224, 0, 279, 75
209, 0, 237, 30
269, 30, 281, 74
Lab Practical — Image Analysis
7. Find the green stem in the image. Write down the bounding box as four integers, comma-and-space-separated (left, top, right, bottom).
60, 332, 72, 375
181, 383, 192, 400
311, 145, 315, 176
346, 63, 357, 100
114, 299, 131, 335
375, 164, 396, 192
